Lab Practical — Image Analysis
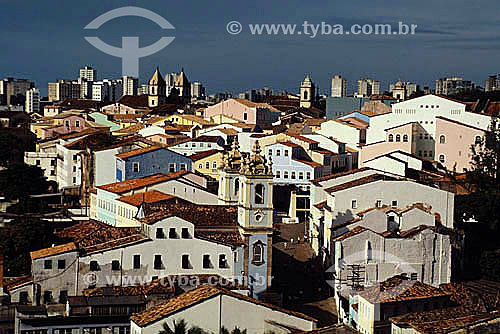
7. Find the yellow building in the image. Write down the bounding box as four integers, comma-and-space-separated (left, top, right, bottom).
191, 149, 224, 179
166, 114, 214, 127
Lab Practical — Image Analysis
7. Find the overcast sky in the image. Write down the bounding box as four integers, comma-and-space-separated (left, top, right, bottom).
1, 0, 499, 96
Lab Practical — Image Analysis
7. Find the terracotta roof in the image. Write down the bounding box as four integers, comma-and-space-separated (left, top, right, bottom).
189, 149, 220, 161
4, 275, 33, 291
63, 132, 115, 151
313, 201, 327, 210
56, 220, 145, 254
140, 202, 238, 228
195, 229, 244, 247
334, 226, 368, 241
97, 172, 188, 194
358, 276, 450, 304
118, 191, 175, 207
117, 95, 150, 109
325, 174, 396, 193
304, 118, 326, 126
115, 145, 162, 159
30, 242, 77, 260
276, 141, 301, 148
192, 135, 221, 143
130, 284, 316, 327
112, 123, 145, 135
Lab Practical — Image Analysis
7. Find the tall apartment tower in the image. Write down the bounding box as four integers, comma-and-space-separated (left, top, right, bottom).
79, 66, 96, 82
357, 78, 380, 97
331, 75, 347, 97
122, 76, 138, 96
25, 88, 40, 114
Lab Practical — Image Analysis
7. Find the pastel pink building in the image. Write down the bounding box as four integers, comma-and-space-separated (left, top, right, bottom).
359, 122, 417, 165
203, 98, 279, 127
41, 114, 89, 139
435, 116, 486, 172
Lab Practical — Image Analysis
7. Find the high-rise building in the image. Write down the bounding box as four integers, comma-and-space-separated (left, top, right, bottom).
48, 80, 76, 102
25, 88, 40, 114
1, 78, 35, 105
191, 82, 205, 99
435, 77, 474, 95
331, 75, 347, 97
79, 66, 96, 82
122, 76, 138, 96
357, 78, 380, 97
485, 75, 500, 92
138, 84, 149, 96
165, 72, 179, 96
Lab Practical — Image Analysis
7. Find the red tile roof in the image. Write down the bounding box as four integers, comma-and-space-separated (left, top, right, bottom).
189, 149, 220, 161
97, 172, 188, 194
115, 145, 162, 160
118, 191, 175, 207
130, 284, 316, 327
358, 276, 450, 304
30, 242, 77, 260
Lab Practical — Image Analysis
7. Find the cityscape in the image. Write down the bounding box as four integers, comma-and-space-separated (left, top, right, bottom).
0, 2, 500, 334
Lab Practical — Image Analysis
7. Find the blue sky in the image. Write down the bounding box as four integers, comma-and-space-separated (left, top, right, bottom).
1, 0, 499, 96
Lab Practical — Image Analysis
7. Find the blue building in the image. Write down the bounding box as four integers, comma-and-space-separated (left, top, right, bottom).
326, 97, 370, 119
116, 146, 193, 182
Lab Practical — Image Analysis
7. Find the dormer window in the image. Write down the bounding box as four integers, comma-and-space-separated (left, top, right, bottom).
181, 227, 191, 239
169, 228, 178, 239
156, 228, 165, 239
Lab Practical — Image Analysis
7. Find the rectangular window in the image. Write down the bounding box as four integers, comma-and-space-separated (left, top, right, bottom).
89, 261, 99, 271
36, 159, 40, 165
219, 254, 227, 268
276, 149, 281, 156
203, 254, 211, 269
291, 171, 296, 179
392, 200, 398, 207
57, 259, 66, 269
154, 255, 162, 270
299, 172, 304, 179
133, 255, 141, 269
65, 120, 70, 128
376, 200, 382, 208
59, 290, 68, 304
284, 171, 289, 179
268, 149, 272, 156
352, 200, 357, 209
169, 163, 175, 172
75, 120, 80, 128
180, 163, 187, 171
182, 227, 190, 239
182, 255, 190, 269
276, 170, 280, 178
243, 113, 248, 121
169, 228, 178, 239
112, 260, 120, 271
307, 172, 311, 179
284, 150, 289, 157
73, 154, 78, 161
156, 228, 165, 239
43, 291, 52, 304
44, 260, 52, 270
133, 162, 140, 173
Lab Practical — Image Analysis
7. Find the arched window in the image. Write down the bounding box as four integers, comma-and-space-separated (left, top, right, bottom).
388, 134, 394, 142
440, 135, 446, 144
439, 154, 445, 163
396, 134, 401, 142
205, 161, 210, 169
403, 134, 409, 142
303, 90, 308, 100
252, 242, 264, 264
475, 136, 482, 145
255, 184, 264, 204
234, 179, 239, 196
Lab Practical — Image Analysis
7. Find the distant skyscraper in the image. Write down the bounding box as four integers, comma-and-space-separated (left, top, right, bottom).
331, 75, 347, 97
47, 80, 77, 102
165, 72, 179, 96
25, 88, 40, 114
191, 82, 205, 99
357, 78, 380, 97
79, 66, 96, 82
122, 76, 138, 96
1, 78, 34, 105
435, 77, 474, 95
485, 75, 499, 92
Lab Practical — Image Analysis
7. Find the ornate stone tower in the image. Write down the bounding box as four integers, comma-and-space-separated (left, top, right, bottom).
175, 68, 191, 104
218, 138, 244, 205
300, 75, 315, 108
148, 67, 166, 107
238, 141, 274, 298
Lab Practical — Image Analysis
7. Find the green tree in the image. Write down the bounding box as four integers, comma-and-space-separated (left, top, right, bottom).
159, 320, 189, 334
